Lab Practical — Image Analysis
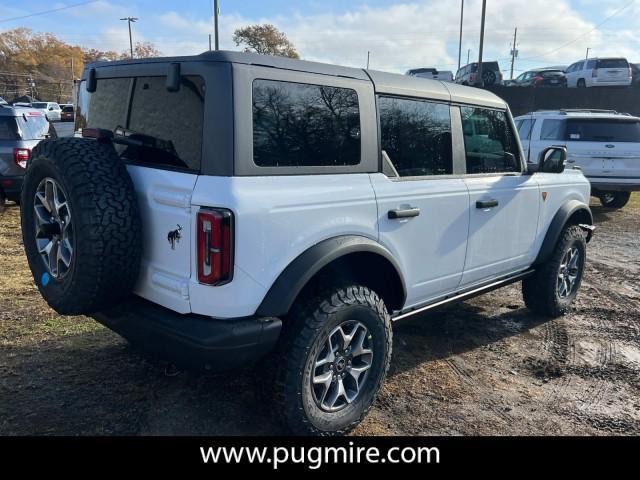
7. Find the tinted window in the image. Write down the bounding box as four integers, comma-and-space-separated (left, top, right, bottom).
566, 119, 640, 142
62, 106, 74, 113
540, 70, 563, 77
126, 76, 205, 170
379, 96, 452, 177
460, 107, 520, 174
31, 103, 47, 108
252, 79, 361, 167
540, 119, 565, 140
0, 117, 19, 140
597, 58, 628, 69
78, 76, 205, 171
517, 118, 536, 140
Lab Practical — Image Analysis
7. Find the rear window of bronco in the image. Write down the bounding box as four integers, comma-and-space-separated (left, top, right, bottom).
76, 75, 205, 171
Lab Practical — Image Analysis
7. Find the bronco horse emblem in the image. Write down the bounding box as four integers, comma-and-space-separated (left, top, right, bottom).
167, 225, 183, 250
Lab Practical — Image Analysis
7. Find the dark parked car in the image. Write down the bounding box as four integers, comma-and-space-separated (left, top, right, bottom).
506, 68, 567, 87
60, 104, 75, 122
0, 104, 55, 208
631, 63, 640, 87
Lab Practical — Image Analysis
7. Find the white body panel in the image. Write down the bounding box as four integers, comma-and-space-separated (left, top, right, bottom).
127, 165, 198, 314
189, 174, 379, 318
369, 173, 470, 307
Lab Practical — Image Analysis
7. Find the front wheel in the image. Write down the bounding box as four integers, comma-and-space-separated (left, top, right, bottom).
599, 191, 630, 209
523, 225, 586, 317
273, 285, 392, 435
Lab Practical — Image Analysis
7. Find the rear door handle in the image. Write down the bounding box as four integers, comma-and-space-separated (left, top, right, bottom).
388, 207, 421, 219
476, 199, 499, 209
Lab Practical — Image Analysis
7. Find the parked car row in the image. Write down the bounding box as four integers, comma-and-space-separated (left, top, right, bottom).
407, 57, 636, 89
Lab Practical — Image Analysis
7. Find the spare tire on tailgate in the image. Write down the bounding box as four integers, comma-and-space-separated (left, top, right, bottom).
21, 137, 142, 315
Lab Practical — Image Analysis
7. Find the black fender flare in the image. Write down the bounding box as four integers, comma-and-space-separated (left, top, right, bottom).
256, 235, 407, 317
534, 200, 593, 266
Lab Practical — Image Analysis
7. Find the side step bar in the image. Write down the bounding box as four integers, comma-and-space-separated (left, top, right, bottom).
392, 270, 535, 322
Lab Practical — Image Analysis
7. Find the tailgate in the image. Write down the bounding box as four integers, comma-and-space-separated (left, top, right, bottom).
126, 165, 198, 314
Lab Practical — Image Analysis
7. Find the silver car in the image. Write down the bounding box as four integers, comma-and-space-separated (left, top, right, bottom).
0, 104, 55, 207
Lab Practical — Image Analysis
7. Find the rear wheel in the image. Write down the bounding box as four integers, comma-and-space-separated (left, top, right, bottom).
599, 191, 630, 209
523, 225, 586, 317
273, 284, 392, 435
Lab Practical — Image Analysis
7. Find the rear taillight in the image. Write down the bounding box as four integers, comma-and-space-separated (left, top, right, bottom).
629, 66, 633, 78
13, 148, 30, 169
499, 72, 503, 81
197, 208, 233, 285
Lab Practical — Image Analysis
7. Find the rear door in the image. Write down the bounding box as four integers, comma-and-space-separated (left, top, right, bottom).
564, 117, 640, 183
596, 58, 630, 84
371, 96, 470, 308
77, 74, 205, 313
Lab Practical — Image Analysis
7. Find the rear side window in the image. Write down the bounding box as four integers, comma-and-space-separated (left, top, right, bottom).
252, 79, 361, 167
78, 75, 205, 171
540, 119, 565, 140
566, 119, 640, 142
597, 59, 628, 69
0, 117, 19, 140
586, 60, 597, 70
379, 96, 452, 177
126, 76, 204, 170
460, 107, 520, 174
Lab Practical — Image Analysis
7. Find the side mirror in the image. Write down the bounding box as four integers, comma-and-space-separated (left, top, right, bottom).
87, 68, 97, 93
538, 146, 567, 174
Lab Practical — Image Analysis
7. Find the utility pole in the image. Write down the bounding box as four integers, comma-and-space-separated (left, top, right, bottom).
457, 0, 464, 71
120, 17, 138, 59
476, 0, 487, 87
509, 27, 518, 80
585, 47, 591, 60
213, 0, 220, 50
366, 51, 370, 69
467, 49, 471, 65
209, 34, 212, 51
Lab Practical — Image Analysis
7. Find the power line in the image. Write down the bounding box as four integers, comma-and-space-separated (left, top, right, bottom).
512, 0, 636, 62
0, 1, 100, 24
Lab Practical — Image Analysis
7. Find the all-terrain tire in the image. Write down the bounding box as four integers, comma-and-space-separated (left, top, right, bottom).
272, 284, 392, 435
599, 191, 630, 209
0, 189, 6, 213
523, 224, 586, 317
21, 137, 142, 315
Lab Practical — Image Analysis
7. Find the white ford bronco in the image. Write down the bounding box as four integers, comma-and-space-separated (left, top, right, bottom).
20, 52, 594, 435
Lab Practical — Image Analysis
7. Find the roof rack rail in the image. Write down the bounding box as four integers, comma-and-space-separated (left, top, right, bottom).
559, 109, 622, 115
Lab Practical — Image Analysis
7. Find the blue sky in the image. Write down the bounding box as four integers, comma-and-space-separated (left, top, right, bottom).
1, 0, 639, 75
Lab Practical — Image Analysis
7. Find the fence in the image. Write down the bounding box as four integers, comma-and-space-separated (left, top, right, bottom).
485, 86, 640, 117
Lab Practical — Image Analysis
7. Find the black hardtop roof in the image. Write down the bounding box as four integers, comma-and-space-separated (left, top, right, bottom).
83, 50, 506, 109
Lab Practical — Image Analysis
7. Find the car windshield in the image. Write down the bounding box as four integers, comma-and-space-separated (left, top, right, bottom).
31, 102, 47, 108
566, 119, 640, 142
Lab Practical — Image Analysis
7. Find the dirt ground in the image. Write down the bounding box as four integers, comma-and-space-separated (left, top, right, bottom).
1, 195, 639, 435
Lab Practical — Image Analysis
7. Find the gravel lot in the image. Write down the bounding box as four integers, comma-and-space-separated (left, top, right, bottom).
1, 194, 638, 436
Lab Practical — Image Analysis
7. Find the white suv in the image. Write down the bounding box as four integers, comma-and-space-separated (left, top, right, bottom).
564, 58, 632, 88
30, 101, 62, 121
516, 109, 640, 208
19, 52, 594, 435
